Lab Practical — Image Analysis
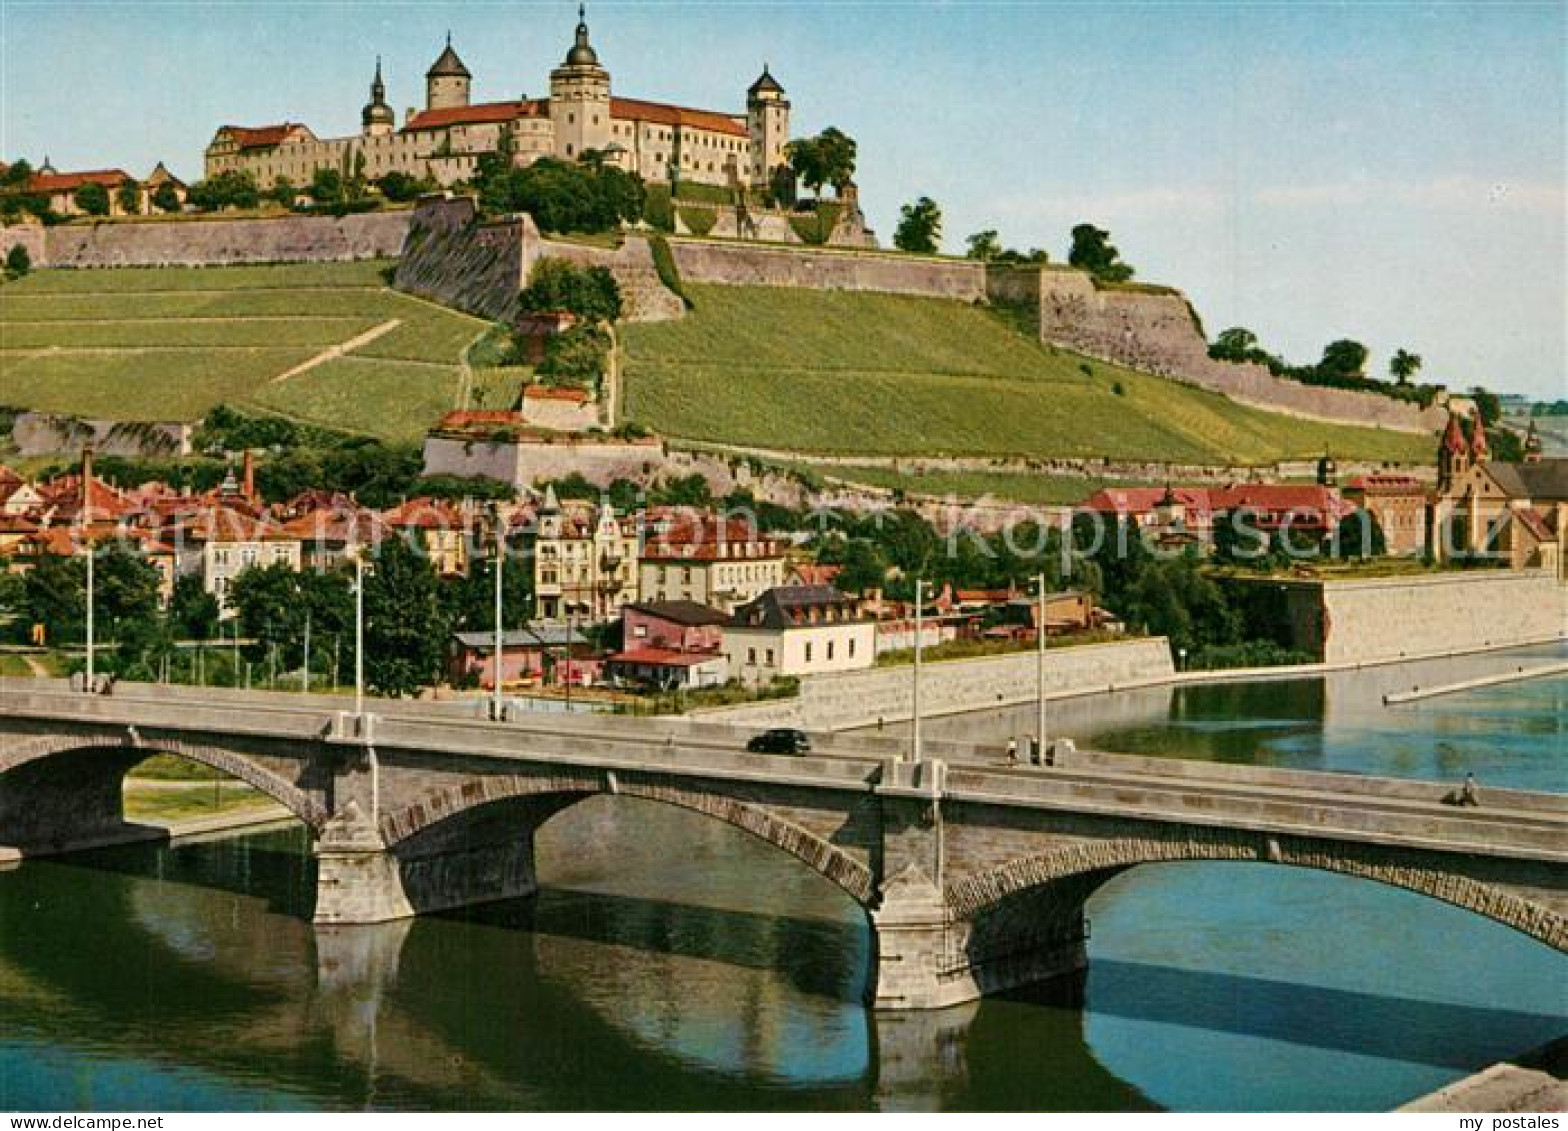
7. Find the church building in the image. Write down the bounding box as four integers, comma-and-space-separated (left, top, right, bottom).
204, 8, 791, 194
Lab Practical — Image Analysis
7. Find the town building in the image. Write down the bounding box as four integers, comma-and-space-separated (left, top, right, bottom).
1431, 412, 1567, 578
1342, 474, 1429, 556
637, 511, 786, 613
449, 622, 589, 690
724, 585, 875, 686
22, 160, 187, 218
205, 10, 791, 194
608, 599, 730, 690
532, 485, 639, 622
163, 509, 302, 616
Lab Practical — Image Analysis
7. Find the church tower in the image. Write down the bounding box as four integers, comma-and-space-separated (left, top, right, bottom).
549, 6, 612, 162
1469, 411, 1490, 464
746, 65, 790, 188
426, 33, 472, 112
1437, 412, 1470, 491
362, 57, 395, 137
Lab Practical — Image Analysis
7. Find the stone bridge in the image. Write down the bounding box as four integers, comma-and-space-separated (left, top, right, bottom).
2, 682, 1564, 1010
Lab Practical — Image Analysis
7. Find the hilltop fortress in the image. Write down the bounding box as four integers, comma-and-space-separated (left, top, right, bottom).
203, 7, 790, 194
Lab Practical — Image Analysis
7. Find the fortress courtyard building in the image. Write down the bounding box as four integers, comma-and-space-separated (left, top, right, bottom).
204, 8, 792, 193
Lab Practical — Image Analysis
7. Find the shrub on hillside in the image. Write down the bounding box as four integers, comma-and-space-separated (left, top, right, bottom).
647, 234, 693, 309
518, 257, 622, 323
677, 205, 717, 237
475, 155, 644, 234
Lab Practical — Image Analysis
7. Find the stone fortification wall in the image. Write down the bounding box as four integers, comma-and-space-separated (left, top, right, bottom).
9, 212, 409, 269
393, 196, 526, 323
11, 412, 191, 457
421, 434, 670, 488
0, 225, 46, 267
672, 202, 876, 248
669, 239, 988, 300
1027, 270, 1445, 434
393, 196, 683, 323
1266, 571, 1566, 664
697, 638, 1176, 730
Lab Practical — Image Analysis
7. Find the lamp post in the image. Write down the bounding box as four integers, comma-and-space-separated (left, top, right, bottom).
83, 533, 95, 693
1036, 571, 1048, 760
354, 550, 365, 717
302, 609, 312, 694
912, 578, 924, 764
492, 509, 505, 722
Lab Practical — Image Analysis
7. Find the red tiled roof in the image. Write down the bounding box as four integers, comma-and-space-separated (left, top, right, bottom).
1442, 414, 1469, 455
1345, 474, 1426, 493
382, 496, 471, 530
523, 384, 591, 404
610, 97, 748, 138
607, 648, 720, 668
167, 507, 293, 543
437, 410, 528, 431
219, 124, 306, 150
28, 169, 133, 194
1515, 508, 1554, 543
787, 563, 841, 587
403, 100, 547, 132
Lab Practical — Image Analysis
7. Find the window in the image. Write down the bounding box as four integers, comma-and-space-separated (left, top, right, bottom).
748, 647, 757, 665
849, 638, 856, 658
827, 640, 835, 660
805, 643, 813, 663
765, 649, 774, 665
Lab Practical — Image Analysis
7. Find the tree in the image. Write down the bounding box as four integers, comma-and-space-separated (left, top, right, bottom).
188, 169, 259, 211
151, 182, 182, 213
168, 575, 220, 641
785, 136, 826, 197
4, 243, 30, 278
1067, 223, 1134, 283
73, 182, 110, 217
1317, 339, 1369, 380
1470, 386, 1503, 427
767, 163, 797, 209
474, 156, 644, 234
363, 537, 448, 697
535, 324, 610, 390
1329, 509, 1386, 560
115, 179, 142, 216
1389, 348, 1422, 386
1211, 327, 1259, 362
268, 176, 297, 209
816, 127, 858, 193
23, 547, 160, 646
517, 257, 623, 322
965, 229, 1003, 261
376, 170, 425, 203
229, 563, 352, 672
894, 196, 942, 254
310, 166, 345, 207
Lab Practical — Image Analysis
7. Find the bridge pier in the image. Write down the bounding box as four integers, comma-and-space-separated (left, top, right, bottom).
314, 802, 540, 925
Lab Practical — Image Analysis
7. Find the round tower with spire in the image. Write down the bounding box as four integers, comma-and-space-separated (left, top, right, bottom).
426, 32, 472, 112
1438, 411, 1470, 492
549, 5, 612, 162
746, 64, 791, 187
362, 57, 396, 136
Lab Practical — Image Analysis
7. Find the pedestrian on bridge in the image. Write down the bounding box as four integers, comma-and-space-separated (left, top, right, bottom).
1459, 773, 1482, 807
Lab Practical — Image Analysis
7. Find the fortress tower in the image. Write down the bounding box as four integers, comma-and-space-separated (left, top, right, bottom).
362, 58, 395, 137
549, 6, 612, 160
746, 65, 790, 184
426, 33, 472, 112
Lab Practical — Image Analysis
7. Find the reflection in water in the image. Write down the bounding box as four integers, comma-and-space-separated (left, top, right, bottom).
1, 646, 1565, 1111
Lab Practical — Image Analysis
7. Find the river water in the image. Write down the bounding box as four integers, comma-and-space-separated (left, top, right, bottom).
1, 645, 1564, 1111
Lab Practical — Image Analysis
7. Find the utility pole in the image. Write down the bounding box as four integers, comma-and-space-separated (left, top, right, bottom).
912, 578, 924, 764
84, 533, 95, 693
354, 552, 365, 717
302, 610, 312, 694
1036, 571, 1048, 760
492, 508, 505, 722
565, 606, 576, 713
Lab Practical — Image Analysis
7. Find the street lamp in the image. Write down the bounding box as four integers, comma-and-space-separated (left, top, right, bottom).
1036, 571, 1048, 761
912, 578, 925, 764
492, 507, 506, 722
83, 531, 95, 693
353, 550, 366, 717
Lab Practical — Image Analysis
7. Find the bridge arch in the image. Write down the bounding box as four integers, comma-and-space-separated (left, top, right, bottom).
0, 732, 328, 831
947, 828, 1567, 952
379, 772, 878, 907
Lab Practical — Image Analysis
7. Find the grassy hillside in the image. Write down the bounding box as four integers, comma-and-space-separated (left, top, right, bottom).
622, 286, 1433, 465
0, 261, 495, 442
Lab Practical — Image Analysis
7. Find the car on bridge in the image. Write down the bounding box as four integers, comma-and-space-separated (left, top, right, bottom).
746, 728, 813, 756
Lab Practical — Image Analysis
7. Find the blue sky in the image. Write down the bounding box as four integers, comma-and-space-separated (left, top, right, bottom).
3, 0, 1563, 398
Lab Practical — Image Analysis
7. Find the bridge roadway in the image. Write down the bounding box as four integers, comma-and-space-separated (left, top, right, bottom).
1, 679, 1564, 1010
